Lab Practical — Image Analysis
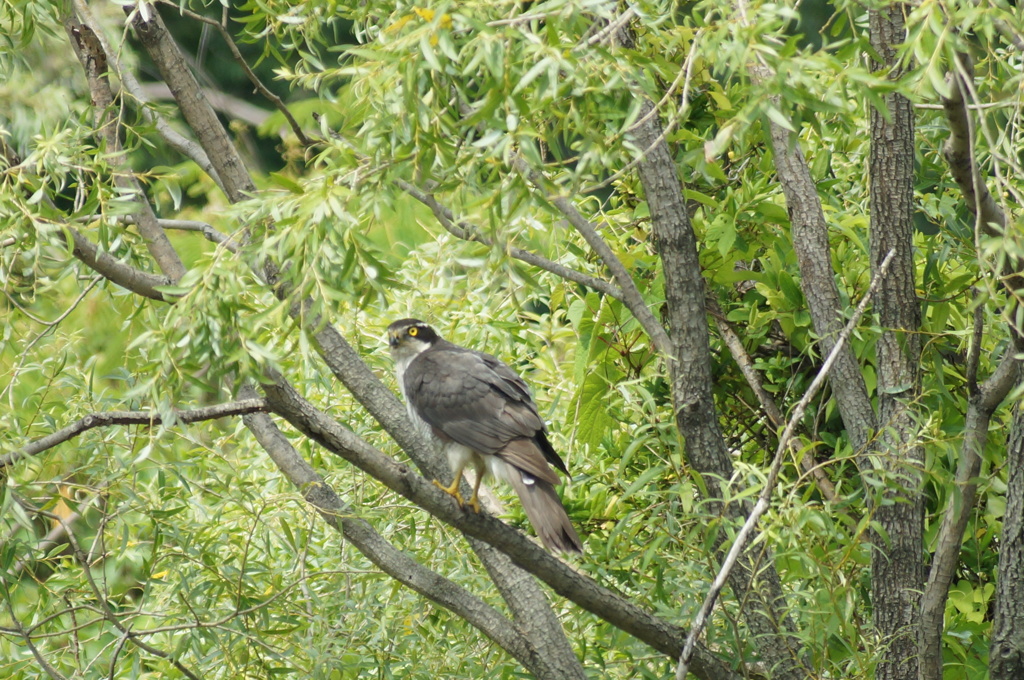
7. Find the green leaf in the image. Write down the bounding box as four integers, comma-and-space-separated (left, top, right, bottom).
270, 173, 305, 194
765, 105, 796, 132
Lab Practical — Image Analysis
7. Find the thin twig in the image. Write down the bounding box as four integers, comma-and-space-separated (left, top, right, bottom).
581, 28, 705, 195
707, 297, 837, 502
511, 155, 674, 356
126, 216, 240, 252
488, 11, 562, 27
75, 215, 239, 252
153, 0, 314, 146
0, 580, 70, 680
65, 17, 187, 282
70, 0, 223, 189
49, 512, 202, 680
579, 7, 636, 48
0, 400, 269, 469
675, 249, 895, 679
394, 179, 622, 298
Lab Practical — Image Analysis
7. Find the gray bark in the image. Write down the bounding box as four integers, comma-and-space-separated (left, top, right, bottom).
868, 7, 923, 680
65, 17, 186, 282
629, 96, 807, 678
991, 404, 1024, 679
260, 375, 741, 680
921, 354, 1020, 680
127, 4, 256, 203
755, 74, 877, 456
922, 50, 1022, 680
238, 386, 556, 676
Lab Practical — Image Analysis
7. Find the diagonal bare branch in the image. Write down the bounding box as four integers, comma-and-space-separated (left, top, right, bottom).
676, 249, 896, 679
260, 374, 741, 680
64, 226, 173, 300
708, 297, 838, 501
0, 581, 70, 680
941, 54, 1007, 240
394, 178, 622, 298
70, 0, 223, 190
125, 2, 256, 204
152, 0, 315, 146
64, 17, 186, 282
510, 155, 673, 356
236, 385, 551, 674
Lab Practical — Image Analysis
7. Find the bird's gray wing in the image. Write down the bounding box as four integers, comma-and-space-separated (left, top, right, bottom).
478, 353, 571, 475
405, 345, 554, 474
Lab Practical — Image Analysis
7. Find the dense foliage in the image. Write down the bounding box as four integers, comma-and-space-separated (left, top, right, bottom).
2, 0, 1023, 678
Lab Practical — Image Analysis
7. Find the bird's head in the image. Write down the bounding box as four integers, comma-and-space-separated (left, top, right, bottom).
386, 318, 439, 362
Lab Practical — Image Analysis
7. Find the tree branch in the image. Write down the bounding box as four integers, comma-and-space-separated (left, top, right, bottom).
0, 142, 174, 302
965, 289, 984, 393
48, 511, 202, 680
920, 346, 1021, 675
70, 0, 223, 190
394, 178, 622, 299
677, 250, 895, 679
152, 0, 314, 146
510, 155, 673, 357
125, 2, 256, 203
707, 297, 837, 502
867, 9, 924, 680
991, 401, 1024, 679
747, 64, 877, 458
236, 386, 553, 675
260, 376, 741, 680
64, 17, 187, 283
119, 216, 240, 252
0, 400, 269, 470
0, 581, 70, 680
64, 226, 173, 301
942, 54, 1007, 240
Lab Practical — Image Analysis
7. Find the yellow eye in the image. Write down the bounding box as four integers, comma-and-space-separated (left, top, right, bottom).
408, 327, 419, 337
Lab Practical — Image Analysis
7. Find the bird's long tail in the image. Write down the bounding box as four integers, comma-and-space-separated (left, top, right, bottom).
508, 472, 583, 554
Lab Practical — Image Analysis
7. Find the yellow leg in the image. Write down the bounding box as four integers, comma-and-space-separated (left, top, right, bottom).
466, 471, 484, 514
432, 463, 466, 508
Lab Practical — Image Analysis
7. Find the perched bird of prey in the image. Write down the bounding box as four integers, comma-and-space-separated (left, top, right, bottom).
387, 318, 583, 554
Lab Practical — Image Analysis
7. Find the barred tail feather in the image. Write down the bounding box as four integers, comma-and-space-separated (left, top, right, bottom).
508, 472, 583, 554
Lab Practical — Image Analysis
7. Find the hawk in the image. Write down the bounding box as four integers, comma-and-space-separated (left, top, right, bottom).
387, 318, 583, 554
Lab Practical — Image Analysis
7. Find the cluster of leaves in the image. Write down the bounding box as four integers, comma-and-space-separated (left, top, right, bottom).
3, 0, 1023, 677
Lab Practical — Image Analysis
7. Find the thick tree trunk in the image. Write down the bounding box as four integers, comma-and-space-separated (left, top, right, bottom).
868, 6, 923, 680
991, 404, 1024, 679
632, 98, 807, 679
